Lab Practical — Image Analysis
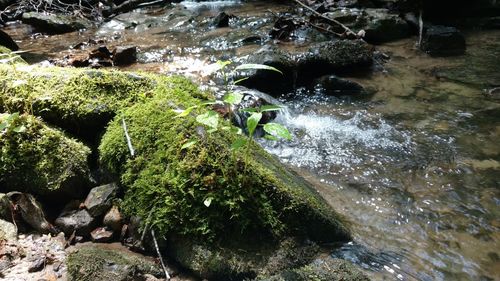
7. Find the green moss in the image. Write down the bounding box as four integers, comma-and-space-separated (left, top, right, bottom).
0, 113, 91, 198
0, 64, 163, 139
99, 77, 350, 243
67, 243, 162, 281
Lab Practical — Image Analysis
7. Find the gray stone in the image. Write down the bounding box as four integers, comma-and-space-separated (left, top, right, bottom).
28, 256, 46, 273
103, 205, 122, 232
55, 209, 95, 237
83, 183, 119, 217
21, 12, 91, 34
90, 227, 114, 242
14, 193, 54, 234
0, 219, 17, 242
421, 25, 465, 57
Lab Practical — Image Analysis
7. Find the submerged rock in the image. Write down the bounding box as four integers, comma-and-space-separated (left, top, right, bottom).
21, 12, 90, 34
66, 243, 162, 281
83, 183, 119, 217
313, 75, 366, 96
421, 25, 466, 57
0, 114, 91, 200
0, 29, 18, 51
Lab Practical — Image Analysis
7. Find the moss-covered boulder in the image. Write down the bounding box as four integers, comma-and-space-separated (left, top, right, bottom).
0, 64, 161, 140
99, 75, 351, 278
66, 243, 163, 281
0, 113, 91, 199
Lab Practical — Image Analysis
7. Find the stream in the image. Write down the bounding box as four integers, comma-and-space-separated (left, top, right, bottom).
3, 1, 499, 280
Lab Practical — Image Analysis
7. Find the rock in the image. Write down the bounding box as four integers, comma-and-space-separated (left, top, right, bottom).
421, 25, 466, 57
90, 227, 114, 242
323, 8, 410, 43
313, 75, 366, 96
103, 206, 122, 232
0, 219, 17, 242
55, 209, 95, 237
112, 46, 137, 66
12, 193, 54, 234
238, 45, 296, 95
0, 193, 12, 221
0, 29, 18, 51
21, 12, 90, 34
296, 39, 373, 84
0, 64, 159, 141
213, 12, 232, 28
83, 183, 119, 217
27, 256, 46, 272
66, 243, 163, 281
0, 114, 92, 200
260, 257, 370, 281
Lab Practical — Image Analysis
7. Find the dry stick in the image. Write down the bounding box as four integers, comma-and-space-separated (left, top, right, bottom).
292, 0, 357, 37
151, 229, 171, 280
121, 118, 135, 157
418, 9, 424, 47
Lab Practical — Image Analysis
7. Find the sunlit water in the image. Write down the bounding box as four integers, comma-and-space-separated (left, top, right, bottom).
3, 1, 499, 280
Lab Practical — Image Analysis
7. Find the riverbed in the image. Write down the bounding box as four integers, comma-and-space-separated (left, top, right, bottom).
3, 1, 499, 280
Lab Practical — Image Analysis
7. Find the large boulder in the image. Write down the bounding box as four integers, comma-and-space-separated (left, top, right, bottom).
0, 29, 18, 51
83, 183, 119, 217
21, 12, 91, 34
0, 64, 161, 140
66, 243, 163, 281
55, 209, 95, 237
0, 113, 91, 200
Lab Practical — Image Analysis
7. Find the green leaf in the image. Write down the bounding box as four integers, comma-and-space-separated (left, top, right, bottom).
260, 105, 283, 112
263, 123, 292, 140
239, 108, 258, 113
231, 138, 247, 150
12, 125, 26, 133
264, 134, 279, 141
217, 60, 231, 69
176, 105, 197, 118
181, 140, 197, 150
223, 92, 244, 105
0, 122, 7, 131
235, 64, 283, 75
247, 112, 262, 136
196, 111, 219, 129
204, 197, 213, 207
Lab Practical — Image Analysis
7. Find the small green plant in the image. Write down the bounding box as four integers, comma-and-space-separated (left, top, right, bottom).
0, 112, 27, 135
176, 61, 292, 153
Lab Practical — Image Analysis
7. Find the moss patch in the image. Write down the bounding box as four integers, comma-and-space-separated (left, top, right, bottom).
0, 113, 91, 198
67, 243, 162, 281
0, 46, 26, 64
99, 77, 350, 243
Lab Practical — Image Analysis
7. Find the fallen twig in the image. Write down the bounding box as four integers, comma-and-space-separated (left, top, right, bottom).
121, 118, 135, 157
151, 229, 171, 280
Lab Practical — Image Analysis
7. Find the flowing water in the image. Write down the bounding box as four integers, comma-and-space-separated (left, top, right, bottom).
3, 1, 499, 280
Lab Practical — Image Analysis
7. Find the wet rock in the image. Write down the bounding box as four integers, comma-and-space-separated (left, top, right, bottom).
260, 257, 370, 281
90, 227, 114, 242
296, 39, 373, 84
55, 209, 95, 237
27, 256, 46, 272
21, 12, 91, 34
238, 45, 295, 95
313, 75, 366, 96
12, 193, 54, 234
421, 25, 465, 57
66, 243, 162, 281
0, 29, 18, 51
103, 206, 122, 232
168, 236, 325, 280
0, 219, 17, 242
83, 183, 119, 217
322, 8, 410, 43
113, 46, 137, 66
0, 193, 12, 221
213, 12, 233, 28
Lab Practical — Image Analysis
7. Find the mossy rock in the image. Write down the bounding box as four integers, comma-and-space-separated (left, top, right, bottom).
0, 113, 91, 199
0, 64, 165, 140
260, 257, 370, 281
99, 82, 350, 243
66, 243, 163, 281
